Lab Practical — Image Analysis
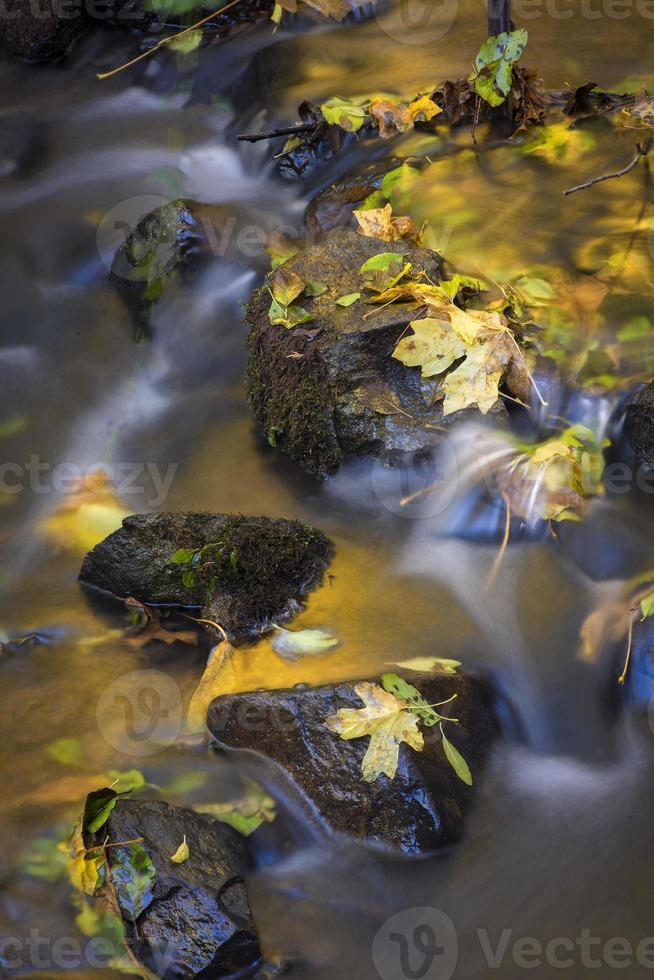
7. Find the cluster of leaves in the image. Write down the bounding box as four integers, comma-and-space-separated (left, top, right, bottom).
266, 266, 328, 328
388, 274, 532, 416
172, 540, 238, 588
470, 29, 529, 107
325, 673, 471, 784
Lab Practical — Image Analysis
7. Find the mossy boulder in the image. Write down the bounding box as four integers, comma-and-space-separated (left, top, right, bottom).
0, 0, 90, 61
103, 800, 261, 978
110, 200, 212, 336
208, 671, 497, 854
624, 381, 654, 470
79, 512, 333, 639
245, 228, 505, 477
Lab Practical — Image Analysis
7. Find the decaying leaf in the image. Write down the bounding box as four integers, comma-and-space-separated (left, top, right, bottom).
392, 657, 461, 674
369, 100, 413, 139
195, 779, 276, 836
325, 682, 424, 781
125, 598, 198, 649
353, 203, 418, 243
272, 625, 339, 661
360, 252, 412, 293
470, 29, 528, 107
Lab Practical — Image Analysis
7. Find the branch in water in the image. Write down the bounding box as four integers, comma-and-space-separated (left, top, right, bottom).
563, 138, 652, 196
237, 124, 317, 143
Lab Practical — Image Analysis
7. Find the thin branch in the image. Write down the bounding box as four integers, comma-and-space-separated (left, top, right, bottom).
237, 124, 316, 143
97, 0, 245, 81
484, 492, 511, 594
618, 612, 635, 685
563, 138, 652, 196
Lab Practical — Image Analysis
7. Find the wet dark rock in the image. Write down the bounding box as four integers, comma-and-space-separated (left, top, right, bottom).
0, 0, 90, 61
110, 200, 212, 337
79, 512, 333, 639
245, 228, 505, 477
624, 381, 654, 470
305, 163, 400, 234
104, 800, 261, 978
106, 0, 273, 33
208, 672, 497, 854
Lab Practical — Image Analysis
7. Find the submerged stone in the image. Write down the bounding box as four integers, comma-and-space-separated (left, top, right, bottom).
0, 0, 90, 61
208, 672, 497, 854
104, 800, 261, 978
245, 228, 505, 477
110, 200, 211, 336
624, 381, 654, 470
79, 512, 333, 638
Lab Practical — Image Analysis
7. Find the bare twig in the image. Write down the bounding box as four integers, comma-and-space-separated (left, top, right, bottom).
563, 138, 652, 196
237, 124, 317, 143
484, 492, 512, 594
97, 0, 245, 81
618, 612, 636, 685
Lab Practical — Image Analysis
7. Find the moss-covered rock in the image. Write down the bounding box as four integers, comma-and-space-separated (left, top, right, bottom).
0, 0, 90, 61
624, 381, 654, 470
110, 200, 211, 337
103, 800, 261, 978
245, 228, 506, 477
79, 512, 333, 639
208, 671, 497, 854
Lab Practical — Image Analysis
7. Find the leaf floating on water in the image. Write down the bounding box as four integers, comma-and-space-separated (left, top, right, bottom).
185, 640, 235, 733
271, 626, 339, 661
195, 779, 277, 836
440, 726, 473, 785
325, 682, 424, 782
392, 657, 461, 675
110, 844, 156, 924
170, 836, 190, 864
47, 737, 85, 768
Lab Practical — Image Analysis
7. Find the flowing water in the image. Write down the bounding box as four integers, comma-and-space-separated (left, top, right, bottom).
1, 3, 654, 977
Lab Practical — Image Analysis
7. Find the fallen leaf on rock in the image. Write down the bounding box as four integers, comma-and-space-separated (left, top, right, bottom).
360, 252, 412, 293
393, 316, 466, 377
381, 672, 458, 727
170, 836, 189, 864
325, 682, 424, 781
272, 267, 306, 306
67, 824, 105, 897
441, 726, 473, 785
354, 203, 418, 243
110, 843, 156, 924
336, 292, 361, 307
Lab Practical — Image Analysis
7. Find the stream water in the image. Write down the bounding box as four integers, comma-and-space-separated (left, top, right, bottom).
1, 2, 654, 977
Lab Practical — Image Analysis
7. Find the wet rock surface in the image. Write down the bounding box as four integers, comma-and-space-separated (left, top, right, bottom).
105, 800, 261, 979
624, 381, 654, 470
79, 512, 333, 638
208, 672, 497, 853
110, 200, 212, 336
305, 163, 400, 233
0, 0, 90, 61
245, 228, 505, 477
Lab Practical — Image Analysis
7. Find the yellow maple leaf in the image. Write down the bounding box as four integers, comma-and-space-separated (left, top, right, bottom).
393, 317, 466, 377
407, 95, 442, 122
441, 340, 504, 415
353, 204, 417, 243
325, 682, 424, 781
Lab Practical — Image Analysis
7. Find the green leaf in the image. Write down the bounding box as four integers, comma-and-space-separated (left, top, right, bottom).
47, 737, 85, 768
380, 164, 419, 198
195, 779, 276, 836
360, 252, 411, 293
441, 727, 472, 785
106, 770, 146, 793
320, 97, 367, 131
170, 836, 189, 864
336, 292, 361, 307
182, 569, 195, 588
171, 548, 196, 564
168, 28, 202, 54
392, 657, 461, 674
111, 844, 156, 924
84, 788, 119, 835
617, 316, 651, 341
641, 590, 654, 620
304, 280, 329, 297
271, 267, 306, 306
471, 29, 528, 106
381, 672, 457, 727
268, 296, 314, 329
